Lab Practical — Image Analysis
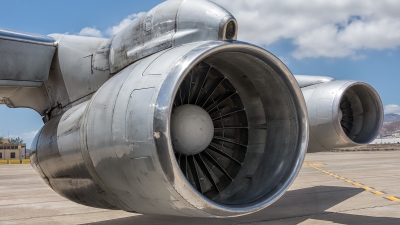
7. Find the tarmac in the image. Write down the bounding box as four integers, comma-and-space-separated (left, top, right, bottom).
1, 150, 400, 225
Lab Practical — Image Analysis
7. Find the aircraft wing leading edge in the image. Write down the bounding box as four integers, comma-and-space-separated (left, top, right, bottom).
0, 28, 56, 106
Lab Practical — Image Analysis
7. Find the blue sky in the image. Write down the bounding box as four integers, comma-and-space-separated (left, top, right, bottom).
1, 0, 399, 147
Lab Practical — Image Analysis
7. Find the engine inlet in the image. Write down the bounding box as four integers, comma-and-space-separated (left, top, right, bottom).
172, 62, 248, 199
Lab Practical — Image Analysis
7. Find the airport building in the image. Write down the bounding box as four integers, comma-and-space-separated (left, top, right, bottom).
0, 138, 26, 160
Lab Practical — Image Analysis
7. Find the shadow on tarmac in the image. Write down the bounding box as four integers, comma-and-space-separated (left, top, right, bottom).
84, 186, 400, 225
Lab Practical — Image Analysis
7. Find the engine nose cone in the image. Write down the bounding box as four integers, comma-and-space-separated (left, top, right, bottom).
171, 104, 214, 155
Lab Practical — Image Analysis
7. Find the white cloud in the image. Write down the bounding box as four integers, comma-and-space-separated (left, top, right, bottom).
278, 56, 290, 65
75, 1, 400, 59
214, 0, 400, 59
78, 27, 103, 37
77, 12, 145, 37
106, 12, 146, 36
384, 104, 400, 115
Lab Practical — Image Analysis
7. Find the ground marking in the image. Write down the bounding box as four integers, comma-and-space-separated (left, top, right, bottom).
305, 162, 399, 202
363, 186, 373, 191
385, 196, 400, 201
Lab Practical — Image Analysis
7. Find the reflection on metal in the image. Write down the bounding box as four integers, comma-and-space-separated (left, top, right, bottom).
109, 0, 237, 74
30, 41, 308, 217
0, 28, 55, 45
0, 28, 56, 114
0, 28, 56, 84
30, 103, 118, 209
0, 0, 383, 219
294, 75, 335, 88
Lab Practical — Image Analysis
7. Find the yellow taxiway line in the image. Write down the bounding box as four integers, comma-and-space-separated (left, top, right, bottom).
305, 162, 400, 202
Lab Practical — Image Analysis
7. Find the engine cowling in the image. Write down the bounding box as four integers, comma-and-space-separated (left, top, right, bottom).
302, 80, 383, 152
31, 41, 308, 217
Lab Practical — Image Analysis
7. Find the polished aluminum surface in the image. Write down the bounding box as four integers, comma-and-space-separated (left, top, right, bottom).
46, 34, 111, 113
0, 28, 56, 83
109, 0, 237, 74
301, 80, 383, 152
0, 0, 384, 219
294, 75, 335, 88
29, 40, 308, 217
0, 32, 111, 117
0, 0, 238, 119
0, 28, 55, 45
0, 28, 56, 111
30, 102, 117, 209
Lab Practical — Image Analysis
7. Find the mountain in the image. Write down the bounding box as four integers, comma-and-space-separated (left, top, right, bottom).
384, 113, 400, 123
381, 120, 400, 135
380, 114, 400, 135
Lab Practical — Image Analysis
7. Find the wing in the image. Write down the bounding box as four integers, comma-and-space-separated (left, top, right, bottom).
0, 28, 56, 107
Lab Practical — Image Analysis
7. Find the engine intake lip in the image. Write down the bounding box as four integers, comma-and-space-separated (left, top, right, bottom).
153, 41, 308, 217
332, 81, 383, 146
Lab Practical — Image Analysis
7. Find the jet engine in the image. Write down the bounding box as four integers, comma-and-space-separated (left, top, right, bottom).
300, 79, 383, 152
30, 40, 308, 217
4, 0, 384, 218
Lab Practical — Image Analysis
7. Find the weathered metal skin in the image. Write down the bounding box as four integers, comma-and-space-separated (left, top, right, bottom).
0, 32, 111, 118
0, 0, 383, 218
300, 80, 383, 152
0, 28, 56, 86
0, 0, 238, 120
109, 0, 237, 74
30, 40, 308, 217
30, 102, 118, 209
41, 34, 112, 121
294, 75, 335, 88
0, 29, 56, 110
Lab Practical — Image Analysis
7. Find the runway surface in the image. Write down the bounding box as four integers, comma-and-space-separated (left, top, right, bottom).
1, 151, 399, 225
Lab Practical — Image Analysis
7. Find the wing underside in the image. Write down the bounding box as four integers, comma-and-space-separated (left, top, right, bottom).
0, 28, 56, 106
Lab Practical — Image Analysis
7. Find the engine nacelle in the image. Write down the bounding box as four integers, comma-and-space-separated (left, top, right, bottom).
302, 80, 383, 152
31, 40, 308, 217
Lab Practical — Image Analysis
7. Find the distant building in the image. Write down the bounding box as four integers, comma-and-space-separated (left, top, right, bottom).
393, 130, 400, 138
0, 138, 26, 160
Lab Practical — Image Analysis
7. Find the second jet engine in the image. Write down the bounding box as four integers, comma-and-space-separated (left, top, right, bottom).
297, 77, 383, 152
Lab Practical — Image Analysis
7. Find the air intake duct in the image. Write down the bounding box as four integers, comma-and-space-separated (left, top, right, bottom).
31, 41, 308, 217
